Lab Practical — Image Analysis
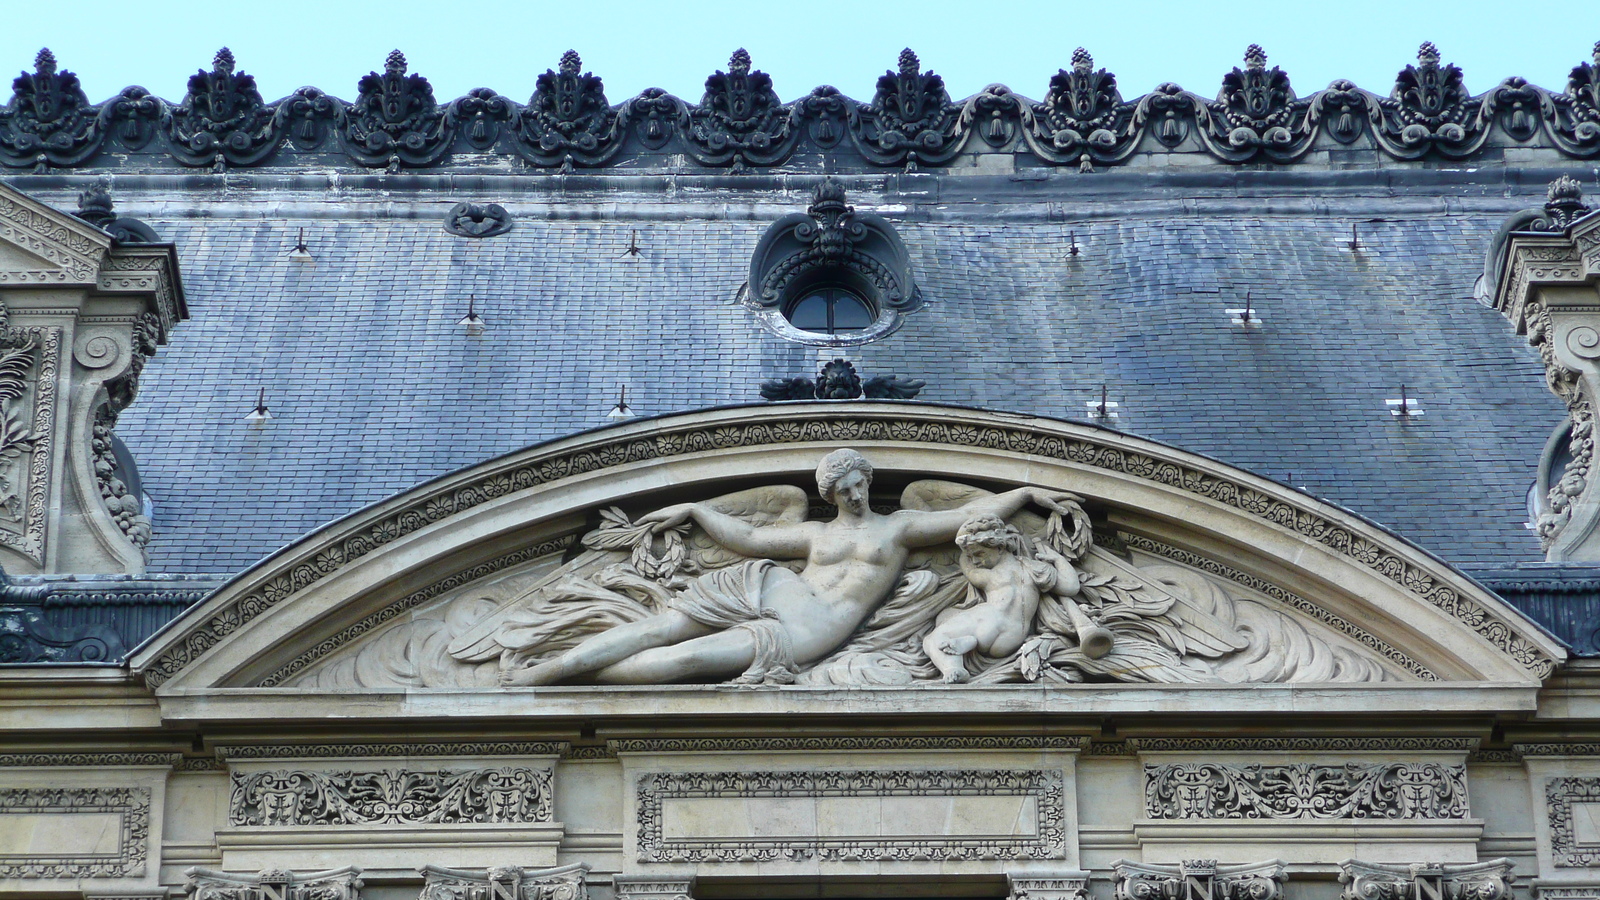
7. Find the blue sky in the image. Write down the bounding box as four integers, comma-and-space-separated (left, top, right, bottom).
3, 0, 1596, 105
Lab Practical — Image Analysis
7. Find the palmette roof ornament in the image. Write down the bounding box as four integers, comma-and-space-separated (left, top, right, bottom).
3, 42, 1600, 171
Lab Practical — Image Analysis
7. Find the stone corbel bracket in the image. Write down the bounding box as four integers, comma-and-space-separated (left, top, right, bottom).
420, 863, 588, 900
1338, 859, 1515, 900
1495, 181, 1600, 561
185, 867, 364, 900
1114, 859, 1287, 900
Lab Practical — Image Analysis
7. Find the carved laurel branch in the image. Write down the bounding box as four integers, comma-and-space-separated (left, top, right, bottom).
635, 768, 1065, 862
258, 535, 574, 686
1144, 761, 1468, 820
5, 57, 1600, 171
1547, 776, 1600, 866
146, 414, 1556, 688
228, 766, 553, 826
0, 786, 149, 878
1120, 533, 1436, 680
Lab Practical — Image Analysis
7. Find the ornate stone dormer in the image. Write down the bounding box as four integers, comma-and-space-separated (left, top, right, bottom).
0, 181, 185, 575
1493, 175, 1600, 560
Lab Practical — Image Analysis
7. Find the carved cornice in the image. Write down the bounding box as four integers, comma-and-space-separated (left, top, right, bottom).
0, 786, 149, 878
228, 766, 553, 826
1144, 761, 1468, 819
0, 186, 107, 284
261, 535, 575, 686
611, 736, 1088, 753
1129, 737, 1479, 752
7, 44, 1600, 171
636, 767, 1065, 862
139, 406, 1560, 688
216, 741, 565, 759
1121, 533, 1437, 680
1517, 743, 1600, 756
0, 751, 180, 766
614, 878, 693, 900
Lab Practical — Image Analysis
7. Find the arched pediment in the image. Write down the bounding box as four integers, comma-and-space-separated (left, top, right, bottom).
133, 403, 1564, 709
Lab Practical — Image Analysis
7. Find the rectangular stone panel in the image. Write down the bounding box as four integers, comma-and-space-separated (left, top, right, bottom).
0, 786, 149, 878
636, 768, 1064, 863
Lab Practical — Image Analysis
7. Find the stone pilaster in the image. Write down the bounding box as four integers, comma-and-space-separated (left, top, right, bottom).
0, 182, 184, 575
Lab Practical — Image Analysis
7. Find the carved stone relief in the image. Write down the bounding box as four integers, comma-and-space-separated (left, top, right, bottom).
1548, 777, 1600, 866
0, 785, 149, 878
1144, 762, 1468, 820
613, 879, 693, 900
0, 313, 58, 564
1338, 859, 1514, 900
420, 864, 587, 900
228, 767, 552, 826
635, 767, 1065, 862
185, 867, 364, 900
1010, 873, 1091, 900
1114, 860, 1286, 900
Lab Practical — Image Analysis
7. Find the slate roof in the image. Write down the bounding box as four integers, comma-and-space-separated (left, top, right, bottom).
13, 168, 1576, 579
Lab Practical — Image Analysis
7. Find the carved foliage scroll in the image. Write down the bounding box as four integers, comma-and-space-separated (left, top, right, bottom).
1144, 762, 1468, 820
635, 768, 1065, 862
0, 786, 150, 878
0, 315, 59, 563
420, 864, 588, 900
1338, 859, 1514, 900
228, 767, 552, 826
1548, 777, 1600, 866
186, 867, 364, 900
1114, 861, 1286, 900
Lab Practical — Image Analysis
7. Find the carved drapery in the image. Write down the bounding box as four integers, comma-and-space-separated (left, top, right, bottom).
1114, 860, 1286, 900
1143, 762, 1468, 820
8, 44, 1600, 173
228, 766, 553, 826
1338, 860, 1514, 900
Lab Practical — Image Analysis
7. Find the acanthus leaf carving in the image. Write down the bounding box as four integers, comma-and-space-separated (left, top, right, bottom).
1371, 42, 1490, 159
420, 864, 588, 900
1143, 762, 1468, 820
854, 49, 964, 167
685, 49, 794, 168
228, 766, 553, 826
1547, 41, 1600, 156
1200, 45, 1314, 163
515, 51, 621, 168
166, 48, 280, 169
338, 50, 452, 171
186, 867, 363, 900
0, 49, 103, 171
1022, 48, 1136, 166
1338, 859, 1514, 900
1114, 860, 1286, 900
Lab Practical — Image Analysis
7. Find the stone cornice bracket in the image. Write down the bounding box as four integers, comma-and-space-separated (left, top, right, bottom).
185, 867, 364, 900
1494, 176, 1600, 560
1338, 859, 1515, 900
420, 863, 589, 900
1115, 860, 1287, 900
0, 180, 187, 574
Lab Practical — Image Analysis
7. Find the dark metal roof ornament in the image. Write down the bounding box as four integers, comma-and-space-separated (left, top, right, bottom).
444, 202, 513, 238
1541, 175, 1591, 230
1548, 42, 1600, 155
0, 48, 102, 172
1202, 44, 1310, 161
1372, 42, 1487, 158
760, 359, 924, 401
686, 49, 792, 169
1316, 79, 1369, 144
857, 49, 961, 168
167, 47, 280, 170
516, 50, 622, 169
452, 87, 512, 152
74, 180, 161, 244
1023, 47, 1135, 166
340, 50, 453, 171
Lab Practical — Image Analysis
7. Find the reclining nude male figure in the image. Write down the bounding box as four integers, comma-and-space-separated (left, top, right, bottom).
504, 448, 1072, 686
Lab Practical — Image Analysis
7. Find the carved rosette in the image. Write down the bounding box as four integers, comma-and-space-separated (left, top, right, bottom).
1114, 860, 1287, 900
1023, 47, 1136, 166
1338, 860, 1514, 900
166, 49, 281, 169
1371, 42, 1490, 159
0, 49, 104, 170
420, 864, 588, 900
1200, 45, 1314, 163
515, 51, 622, 169
854, 49, 963, 167
685, 49, 794, 168
338, 50, 453, 170
1143, 762, 1468, 820
186, 867, 364, 900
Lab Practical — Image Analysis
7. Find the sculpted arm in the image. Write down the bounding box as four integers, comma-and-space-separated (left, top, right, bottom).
897, 486, 1074, 548
640, 503, 814, 559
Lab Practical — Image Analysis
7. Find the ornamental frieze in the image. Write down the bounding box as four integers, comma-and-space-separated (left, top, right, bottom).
1144, 762, 1468, 820
227, 766, 552, 826
8, 43, 1600, 173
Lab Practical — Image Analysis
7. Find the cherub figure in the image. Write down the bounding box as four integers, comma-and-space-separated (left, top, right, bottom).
922, 514, 1083, 683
